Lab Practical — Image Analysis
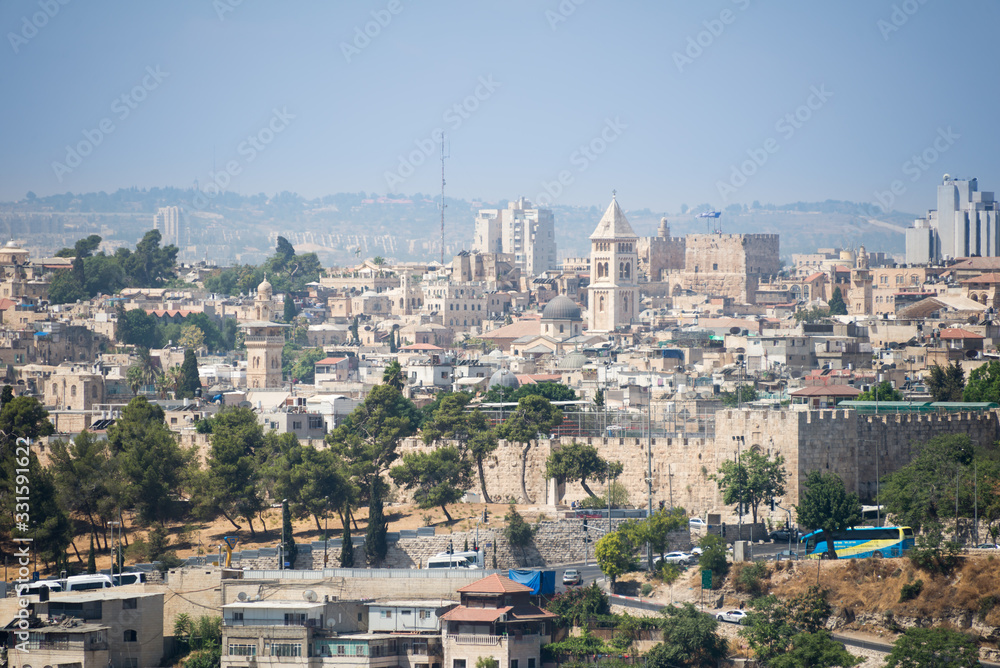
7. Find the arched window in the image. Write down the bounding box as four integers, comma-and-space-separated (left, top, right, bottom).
625, 262, 631, 279
599, 295, 605, 312
70, 385, 77, 398
619, 262, 624, 279
124, 630, 137, 642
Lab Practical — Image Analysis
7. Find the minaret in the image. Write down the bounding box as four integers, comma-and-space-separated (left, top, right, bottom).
243, 276, 287, 389
850, 245, 873, 316
588, 193, 639, 333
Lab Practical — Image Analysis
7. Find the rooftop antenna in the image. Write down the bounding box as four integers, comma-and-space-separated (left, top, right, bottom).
440, 135, 449, 265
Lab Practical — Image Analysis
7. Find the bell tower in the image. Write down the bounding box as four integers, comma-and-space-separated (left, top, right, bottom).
588, 193, 639, 333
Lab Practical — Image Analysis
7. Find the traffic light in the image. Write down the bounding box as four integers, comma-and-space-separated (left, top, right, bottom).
770, 498, 776, 512
583, 518, 589, 532
482, 509, 488, 523
722, 522, 727, 537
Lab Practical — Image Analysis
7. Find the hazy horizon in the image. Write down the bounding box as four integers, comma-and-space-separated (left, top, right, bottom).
3, 1, 998, 216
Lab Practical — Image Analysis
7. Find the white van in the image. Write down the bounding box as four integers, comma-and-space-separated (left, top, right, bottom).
426, 550, 484, 569
65, 574, 112, 591
112, 572, 147, 586
16, 580, 62, 596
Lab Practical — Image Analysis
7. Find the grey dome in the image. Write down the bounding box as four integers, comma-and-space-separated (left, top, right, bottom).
488, 368, 520, 389
542, 295, 582, 321
559, 352, 588, 369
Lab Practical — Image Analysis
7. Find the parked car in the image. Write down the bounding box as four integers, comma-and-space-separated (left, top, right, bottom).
689, 517, 707, 528
562, 569, 582, 585
775, 549, 799, 561
974, 543, 1000, 550
656, 552, 697, 566
769, 528, 799, 542
717, 610, 748, 624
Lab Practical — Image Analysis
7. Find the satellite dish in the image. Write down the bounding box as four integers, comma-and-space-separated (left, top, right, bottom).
729, 326, 741, 335
966, 349, 979, 359
238, 401, 253, 408
303, 590, 318, 602
237, 592, 248, 602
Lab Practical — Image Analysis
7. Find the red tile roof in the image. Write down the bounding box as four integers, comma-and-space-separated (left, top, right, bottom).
439, 606, 512, 623
456, 574, 533, 594
315, 357, 348, 365
960, 273, 1000, 284
0, 298, 16, 311
939, 327, 984, 339
804, 272, 827, 282
790, 385, 862, 397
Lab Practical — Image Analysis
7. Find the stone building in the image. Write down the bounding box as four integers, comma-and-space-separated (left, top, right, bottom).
474, 198, 557, 277
849, 245, 873, 315
588, 195, 639, 333
670, 233, 780, 304
242, 278, 288, 389
636, 217, 686, 282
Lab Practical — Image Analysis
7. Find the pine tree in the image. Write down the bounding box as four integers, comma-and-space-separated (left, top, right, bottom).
87, 535, 97, 574
281, 499, 297, 569
365, 478, 388, 566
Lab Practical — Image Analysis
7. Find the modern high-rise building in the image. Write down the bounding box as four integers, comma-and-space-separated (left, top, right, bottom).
153, 206, 182, 246
906, 176, 999, 264
473, 198, 556, 276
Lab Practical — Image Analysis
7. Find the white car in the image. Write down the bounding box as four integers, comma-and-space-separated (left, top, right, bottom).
689, 517, 707, 528
657, 551, 696, 566
717, 610, 747, 624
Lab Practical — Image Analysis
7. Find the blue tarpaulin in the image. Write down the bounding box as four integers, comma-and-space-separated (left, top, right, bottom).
507, 569, 555, 595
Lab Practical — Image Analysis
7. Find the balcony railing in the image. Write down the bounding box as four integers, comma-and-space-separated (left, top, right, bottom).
244, 335, 285, 344
224, 618, 321, 628
446, 634, 503, 646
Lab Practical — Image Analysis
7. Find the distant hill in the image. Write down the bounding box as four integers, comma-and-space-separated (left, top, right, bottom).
0, 190, 915, 264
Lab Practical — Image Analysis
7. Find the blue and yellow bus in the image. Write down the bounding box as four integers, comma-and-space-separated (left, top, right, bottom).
800, 526, 915, 559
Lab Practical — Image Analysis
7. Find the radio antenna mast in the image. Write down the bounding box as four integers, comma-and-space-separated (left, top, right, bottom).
440, 136, 449, 265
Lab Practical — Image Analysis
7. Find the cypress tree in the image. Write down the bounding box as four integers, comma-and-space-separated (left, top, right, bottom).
177, 349, 202, 399
283, 294, 297, 323
281, 499, 297, 569
340, 513, 354, 568
87, 535, 97, 574
365, 478, 388, 566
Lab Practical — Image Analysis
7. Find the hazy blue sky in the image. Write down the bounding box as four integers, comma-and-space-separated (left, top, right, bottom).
2, 1, 998, 214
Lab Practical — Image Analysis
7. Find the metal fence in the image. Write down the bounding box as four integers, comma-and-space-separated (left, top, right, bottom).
475, 406, 715, 440
241, 568, 508, 580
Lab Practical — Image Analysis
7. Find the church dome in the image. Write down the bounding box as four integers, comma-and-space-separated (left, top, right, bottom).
488, 368, 520, 389
541, 295, 582, 321
559, 352, 589, 369
257, 277, 273, 298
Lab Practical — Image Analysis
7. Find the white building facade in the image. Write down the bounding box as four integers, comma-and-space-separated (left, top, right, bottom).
474, 198, 557, 276
906, 176, 1000, 264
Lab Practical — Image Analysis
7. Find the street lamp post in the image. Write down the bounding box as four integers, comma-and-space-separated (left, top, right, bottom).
323, 496, 330, 569
731, 436, 745, 542
107, 521, 121, 584
280, 498, 287, 570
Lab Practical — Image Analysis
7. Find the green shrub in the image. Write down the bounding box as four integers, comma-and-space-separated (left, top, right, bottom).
733, 561, 769, 596
978, 595, 999, 621
640, 583, 653, 597
899, 579, 923, 602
